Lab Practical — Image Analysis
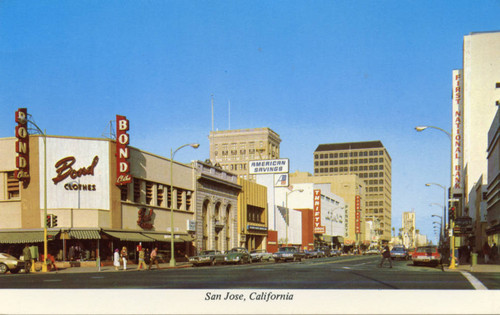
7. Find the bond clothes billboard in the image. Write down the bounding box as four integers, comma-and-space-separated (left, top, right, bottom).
40, 137, 110, 210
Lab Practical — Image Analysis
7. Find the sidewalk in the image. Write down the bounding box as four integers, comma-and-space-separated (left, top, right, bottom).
444, 262, 500, 273
31, 261, 192, 274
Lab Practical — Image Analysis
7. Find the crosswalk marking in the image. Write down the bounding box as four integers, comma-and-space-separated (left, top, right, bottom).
460, 271, 488, 290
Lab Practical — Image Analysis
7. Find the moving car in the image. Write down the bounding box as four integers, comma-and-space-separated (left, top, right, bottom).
0, 253, 29, 274
412, 245, 441, 266
188, 250, 225, 266
273, 246, 305, 262
225, 247, 251, 264
250, 249, 273, 262
390, 246, 409, 260
365, 248, 380, 255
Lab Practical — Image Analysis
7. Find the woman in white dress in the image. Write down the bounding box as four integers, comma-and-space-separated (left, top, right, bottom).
113, 249, 121, 271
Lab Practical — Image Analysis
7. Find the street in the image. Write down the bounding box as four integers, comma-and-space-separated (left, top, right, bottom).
0, 255, 496, 290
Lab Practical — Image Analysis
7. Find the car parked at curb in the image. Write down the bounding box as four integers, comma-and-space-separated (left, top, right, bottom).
412, 245, 441, 266
250, 249, 273, 262
365, 248, 380, 255
188, 250, 226, 266
0, 253, 29, 274
225, 247, 251, 264
273, 246, 305, 262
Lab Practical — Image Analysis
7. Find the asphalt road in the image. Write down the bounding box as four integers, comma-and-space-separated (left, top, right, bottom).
1, 255, 494, 290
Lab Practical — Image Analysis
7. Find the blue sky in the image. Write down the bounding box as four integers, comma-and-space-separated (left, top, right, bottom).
1, 1, 499, 243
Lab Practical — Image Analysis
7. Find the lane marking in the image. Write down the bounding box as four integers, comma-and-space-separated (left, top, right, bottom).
43, 279, 62, 282
460, 271, 487, 290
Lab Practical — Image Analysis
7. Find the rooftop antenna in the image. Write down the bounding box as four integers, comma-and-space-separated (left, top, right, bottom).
102, 120, 116, 139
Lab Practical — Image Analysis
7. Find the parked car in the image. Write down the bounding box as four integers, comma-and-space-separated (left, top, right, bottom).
189, 250, 226, 266
225, 247, 251, 264
316, 246, 332, 257
390, 246, 409, 260
273, 246, 305, 262
0, 253, 29, 274
302, 249, 314, 259
331, 249, 342, 256
412, 246, 441, 266
250, 249, 273, 262
310, 248, 325, 258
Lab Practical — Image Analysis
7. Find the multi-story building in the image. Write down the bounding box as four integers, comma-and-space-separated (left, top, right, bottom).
486, 104, 500, 249
402, 211, 416, 248
289, 171, 367, 248
313, 141, 392, 241
208, 128, 281, 179
237, 178, 268, 251
455, 31, 500, 250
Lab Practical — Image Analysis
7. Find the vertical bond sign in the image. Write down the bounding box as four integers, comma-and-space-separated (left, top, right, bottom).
355, 195, 361, 234
116, 115, 132, 185
314, 189, 325, 234
15, 108, 30, 186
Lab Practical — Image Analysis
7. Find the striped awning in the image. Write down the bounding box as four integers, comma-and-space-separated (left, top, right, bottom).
103, 230, 154, 242
142, 233, 194, 243
68, 229, 101, 240
0, 230, 60, 244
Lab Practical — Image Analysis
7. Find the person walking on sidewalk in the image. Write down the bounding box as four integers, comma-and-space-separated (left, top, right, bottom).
137, 248, 147, 270
121, 246, 128, 270
378, 246, 392, 268
483, 242, 491, 264
491, 243, 498, 263
113, 249, 120, 271
149, 247, 160, 270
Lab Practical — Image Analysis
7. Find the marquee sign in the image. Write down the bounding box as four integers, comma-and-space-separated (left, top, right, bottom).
452, 69, 464, 193
314, 189, 325, 234
116, 115, 132, 185
355, 195, 361, 234
15, 108, 30, 186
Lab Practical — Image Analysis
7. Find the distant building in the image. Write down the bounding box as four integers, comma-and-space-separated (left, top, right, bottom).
208, 128, 281, 180
313, 141, 392, 241
402, 212, 416, 248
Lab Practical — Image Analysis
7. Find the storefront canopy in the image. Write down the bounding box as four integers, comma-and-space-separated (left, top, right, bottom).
141, 233, 194, 243
68, 229, 101, 240
102, 230, 154, 242
0, 229, 60, 244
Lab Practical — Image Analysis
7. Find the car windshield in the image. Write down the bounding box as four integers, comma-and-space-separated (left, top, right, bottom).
229, 248, 245, 253
416, 247, 436, 253
279, 247, 295, 252
200, 250, 215, 255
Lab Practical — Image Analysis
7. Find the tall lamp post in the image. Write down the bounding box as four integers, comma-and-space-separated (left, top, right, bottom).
19, 115, 48, 272
431, 214, 443, 245
416, 126, 456, 268
169, 143, 199, 267
285, 188, 303, 246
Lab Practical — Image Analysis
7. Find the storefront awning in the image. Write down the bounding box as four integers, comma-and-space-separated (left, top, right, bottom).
102, 230, 154, 242
68, 229, 101, 240
0, 229, 60, 244
141, 233, 193, 243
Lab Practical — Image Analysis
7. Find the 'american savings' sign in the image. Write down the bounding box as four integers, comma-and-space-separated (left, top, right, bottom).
314, 189, 325, 234
116, 115, 132, 185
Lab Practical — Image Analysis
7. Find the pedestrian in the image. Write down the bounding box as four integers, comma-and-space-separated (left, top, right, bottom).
113, 249, 120, 271
149, 247, 160, 270
491, 243, 498, 263
22, 244, 32, 272
378, 245, 392, 268
68, 245, 75, 261
483, 241, 491, 264
137, 247, 147, 270
136, 242, 142, 264
121, 246, 128, 270
144, 248, 150, 265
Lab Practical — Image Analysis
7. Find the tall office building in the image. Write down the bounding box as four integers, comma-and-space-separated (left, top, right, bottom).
209, 128, 281, 179
313, 141, 392, 241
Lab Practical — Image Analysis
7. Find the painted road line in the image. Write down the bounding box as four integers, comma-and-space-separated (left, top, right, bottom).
460, 271, 487, 290
43, 279, 62, 282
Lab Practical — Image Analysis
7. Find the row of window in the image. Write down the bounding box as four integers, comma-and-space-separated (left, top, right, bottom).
315, 150, 384, 159
315, 168, 386, 178
247, 205, 265, 224
120, 178, 193, 211
315, 158, 385, 166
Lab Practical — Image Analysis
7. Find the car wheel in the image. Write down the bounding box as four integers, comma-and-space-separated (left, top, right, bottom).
0, 263, 8, 274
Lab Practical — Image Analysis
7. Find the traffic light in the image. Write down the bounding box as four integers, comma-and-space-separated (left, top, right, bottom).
449, 206, 456, 221
46, 215, 52, 228
52, 215, 58, 227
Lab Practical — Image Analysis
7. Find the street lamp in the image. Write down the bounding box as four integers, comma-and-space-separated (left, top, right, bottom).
414, 126, 452, 139
431, 212, 444, 246
18, 114, 48, 272
169, 143, 199, 267
285, 188, 303, 246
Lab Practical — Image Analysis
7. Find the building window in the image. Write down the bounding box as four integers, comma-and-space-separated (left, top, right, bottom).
120, 185, 128, 201
315, 154, 318, 159
133, 178, 141, 203
6, 172, 20, 199
334, 153, 338, 158
146, 182, 153, 205
157, 185, 164, 207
